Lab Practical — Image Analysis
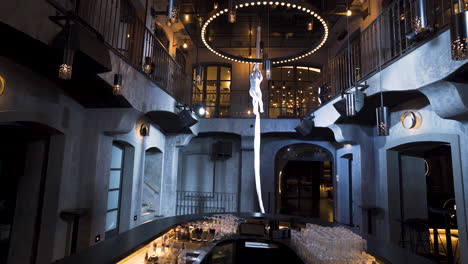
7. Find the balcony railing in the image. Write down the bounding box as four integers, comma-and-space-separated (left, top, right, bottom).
322, 0, 453, 104
175, 191, 238, 216
48, 0, 198, 105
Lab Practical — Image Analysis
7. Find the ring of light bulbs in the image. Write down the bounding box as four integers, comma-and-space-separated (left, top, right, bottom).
201, 0, 329, 64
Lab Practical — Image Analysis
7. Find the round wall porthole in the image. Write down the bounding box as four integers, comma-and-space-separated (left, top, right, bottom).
401, 111, 417, 129
0, 75, 5, 96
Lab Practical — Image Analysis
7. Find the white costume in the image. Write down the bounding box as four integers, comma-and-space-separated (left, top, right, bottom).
249, 64, 265, 213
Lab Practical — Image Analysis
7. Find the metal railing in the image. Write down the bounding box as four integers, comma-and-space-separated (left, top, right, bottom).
49, 0, 198, 104
322, 0, 453, 104
175, 191, 238, 216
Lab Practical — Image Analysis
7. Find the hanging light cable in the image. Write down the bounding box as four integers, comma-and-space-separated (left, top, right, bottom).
264, 4, 272, 80
344, 2, 356, 117
376, 20, 389, 136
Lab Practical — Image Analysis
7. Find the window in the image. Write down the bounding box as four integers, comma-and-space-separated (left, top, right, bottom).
268, 66, 321, 118
192, 65, 231, 118
105, 143, 124, 238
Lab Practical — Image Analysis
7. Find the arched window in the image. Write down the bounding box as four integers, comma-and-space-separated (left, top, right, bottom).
192, 64, 231, 118
268, 66, 321, 118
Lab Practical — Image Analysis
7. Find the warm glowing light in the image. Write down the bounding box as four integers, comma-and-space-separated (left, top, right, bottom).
182, 41, 188, 49
200, 0, 329, 64
346, 9, 352, 16
0, 75, 5, 96
58, 64, 72, 80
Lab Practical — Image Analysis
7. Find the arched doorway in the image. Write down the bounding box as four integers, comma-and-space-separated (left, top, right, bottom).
275, 144, 334, 221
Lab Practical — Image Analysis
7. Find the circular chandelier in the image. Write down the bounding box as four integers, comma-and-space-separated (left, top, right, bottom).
201, 0, 329, 64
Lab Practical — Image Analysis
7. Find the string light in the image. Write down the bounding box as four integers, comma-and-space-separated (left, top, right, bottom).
200, 0, 329, 64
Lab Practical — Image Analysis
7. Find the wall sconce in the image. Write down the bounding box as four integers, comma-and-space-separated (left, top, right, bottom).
376, 106, 390, 136
0, 75, 5, 96
143, 57, 154, 74
140, 123, 150, 137
113, 74, 122, 95
400, 111, 422, 129
59, 47, 74, 80
401, 111, 417, 129
451, 9, 468, 61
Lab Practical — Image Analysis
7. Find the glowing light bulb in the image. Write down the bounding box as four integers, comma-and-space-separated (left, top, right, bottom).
346, 9, 352, 16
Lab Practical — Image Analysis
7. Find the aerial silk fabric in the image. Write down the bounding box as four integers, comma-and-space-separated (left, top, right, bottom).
249, 64, 265, 213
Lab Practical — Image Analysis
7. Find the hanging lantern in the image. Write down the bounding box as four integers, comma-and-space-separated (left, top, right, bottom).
171, 5, 179, 24
345, 92, 356, 116
228, 0, 236, 23
213, 1, 219, 10
376, 106, 390, 136
167, 0, 178, 25
228, 10, 236, 23
345, 87, 365, 116
196, 64, 203, 85
113, 74, 122, 95
413, 0, 429, 33
451, 10, 468, 61
58, 47, 74, 80
307, 20, 314, 31
143, 56, 153, 74
264, 59, 272, 80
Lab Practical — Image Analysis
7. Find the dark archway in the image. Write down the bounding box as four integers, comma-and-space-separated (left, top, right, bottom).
388, 141, 459, 263
0, 122, 58, 264
275, 143, 334, 221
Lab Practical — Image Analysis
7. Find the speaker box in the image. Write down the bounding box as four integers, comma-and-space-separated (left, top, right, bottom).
212, 141, 232, 160
178, 109, 198, 128
295, 117, 315, 136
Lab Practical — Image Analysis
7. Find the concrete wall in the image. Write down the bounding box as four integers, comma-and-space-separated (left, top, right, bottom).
0, 54, 187, 263
178, 135, 241, 194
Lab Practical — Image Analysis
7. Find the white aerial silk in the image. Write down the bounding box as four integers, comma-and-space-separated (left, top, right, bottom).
249, 64, 265, 213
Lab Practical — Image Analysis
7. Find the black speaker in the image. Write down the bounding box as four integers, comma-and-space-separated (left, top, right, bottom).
295, 116, 315, 136
332, 98, 347, 116
212, 141, 232, 160
178, 109, 198, 128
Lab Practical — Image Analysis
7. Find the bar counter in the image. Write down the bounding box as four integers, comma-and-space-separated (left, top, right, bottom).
53, 213, 435, 264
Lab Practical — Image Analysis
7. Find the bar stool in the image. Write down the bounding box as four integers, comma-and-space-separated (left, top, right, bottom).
399, 218, 431, 255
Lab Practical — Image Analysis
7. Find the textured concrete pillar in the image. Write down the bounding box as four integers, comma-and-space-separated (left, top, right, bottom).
160, 135, 193, 217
